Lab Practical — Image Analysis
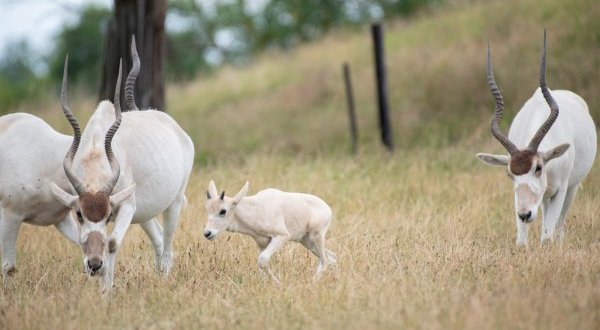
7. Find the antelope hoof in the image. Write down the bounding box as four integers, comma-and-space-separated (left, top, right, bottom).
2, 265, 17, 278
159, 252, 173, 275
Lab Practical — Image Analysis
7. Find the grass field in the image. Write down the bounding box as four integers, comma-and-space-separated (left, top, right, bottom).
1, 150, 599, 329
1, 0, 599, 328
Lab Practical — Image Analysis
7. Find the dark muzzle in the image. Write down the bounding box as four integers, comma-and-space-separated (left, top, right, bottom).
87, 257, 103, 272
518, 211, 532, 223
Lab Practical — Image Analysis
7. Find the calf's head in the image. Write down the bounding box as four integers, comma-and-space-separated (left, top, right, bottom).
50, 57, 134, 275
203, 180, 249, 240
476, 32, 569, 223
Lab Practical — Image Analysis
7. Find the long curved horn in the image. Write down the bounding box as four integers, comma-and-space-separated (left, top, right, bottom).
61, 55, 87, 195
528, 30, 559, 151
487, 44, 518, 156
101, 59, 123, 194
125, 35, 140, 111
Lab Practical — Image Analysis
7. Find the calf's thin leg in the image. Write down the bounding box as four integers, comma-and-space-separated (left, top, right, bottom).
321, 216, 336, 266
302, 231, 336, 276
300, 235, 318, 256
311, 232, 328, 279
257, 235, 289, 284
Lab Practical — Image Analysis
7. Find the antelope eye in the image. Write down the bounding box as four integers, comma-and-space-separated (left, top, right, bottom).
219, 209, 227, 216
76, 210, 83, 223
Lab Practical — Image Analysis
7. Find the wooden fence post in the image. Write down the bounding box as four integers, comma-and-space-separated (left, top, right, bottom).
371, 23, 393, 152
343, 62, 358, 154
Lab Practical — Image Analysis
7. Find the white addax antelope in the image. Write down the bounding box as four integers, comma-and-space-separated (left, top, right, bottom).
476, 32, 597, 246
0, 43, 147, 283
50, 58, 194, 293
0, 113, 78, 281
203, 181, 336, 281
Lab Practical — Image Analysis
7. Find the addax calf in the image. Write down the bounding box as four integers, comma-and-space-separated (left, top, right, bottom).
203, 181, 336, 281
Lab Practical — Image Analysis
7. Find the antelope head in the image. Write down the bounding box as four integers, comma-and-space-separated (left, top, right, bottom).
203, 180, 249, 240
51, 57, 135, 275
476, 31, 569, 223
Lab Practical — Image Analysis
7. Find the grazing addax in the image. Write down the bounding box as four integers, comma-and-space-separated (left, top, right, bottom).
0, 44, 148, 283
203, 181, 336, 281
51, 58, 194, 293
476, 32, 596, 246
0, 113, 79, 281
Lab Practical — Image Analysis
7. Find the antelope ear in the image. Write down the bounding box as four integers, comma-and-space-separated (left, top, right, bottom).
476, 153, 509, 166
51, 182, 78, 208
233, 181, 249, 205
541, 143, 570, 163
207, 180, 218, 199
110, 184, 135, 206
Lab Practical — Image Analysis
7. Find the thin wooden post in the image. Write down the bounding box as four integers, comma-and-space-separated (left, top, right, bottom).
343, 63, 358, 154
371, 23, 393, 151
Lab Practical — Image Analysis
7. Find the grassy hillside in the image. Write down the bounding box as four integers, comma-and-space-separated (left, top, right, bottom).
168, 0, 598, 161
2, 0, 599, 329
10, 0, 599, 162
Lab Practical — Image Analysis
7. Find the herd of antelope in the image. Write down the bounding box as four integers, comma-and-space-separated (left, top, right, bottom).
0, 31, 596, 292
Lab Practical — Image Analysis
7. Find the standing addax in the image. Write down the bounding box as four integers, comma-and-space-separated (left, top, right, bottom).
51, 57, 194, 293
476, 31, 596, 246
203, 181, 337, 282
0, 112, 78, 282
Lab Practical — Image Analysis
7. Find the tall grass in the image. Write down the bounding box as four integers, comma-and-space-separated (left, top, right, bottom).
1, 149, 599, 329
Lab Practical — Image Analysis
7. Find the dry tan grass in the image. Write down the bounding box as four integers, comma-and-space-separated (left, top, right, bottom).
1, 148, 598, 329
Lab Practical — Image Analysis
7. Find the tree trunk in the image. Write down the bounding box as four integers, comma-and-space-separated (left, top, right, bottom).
99, 0, 166, 111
